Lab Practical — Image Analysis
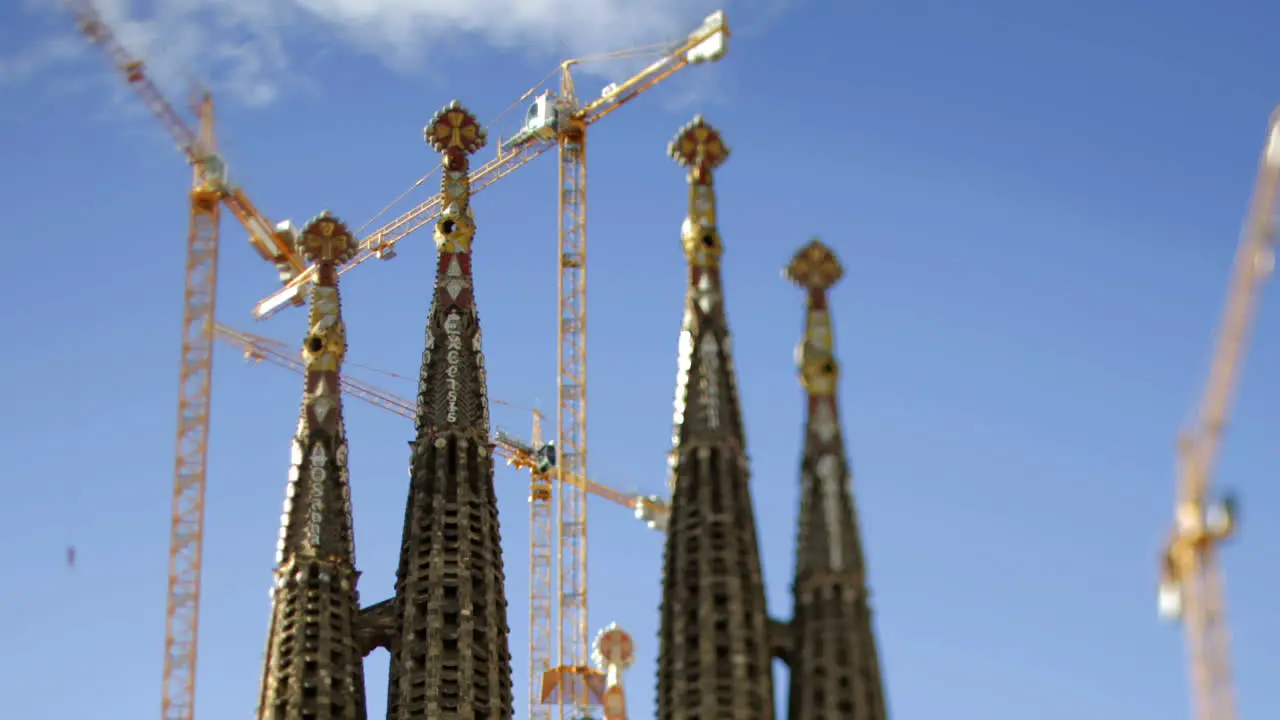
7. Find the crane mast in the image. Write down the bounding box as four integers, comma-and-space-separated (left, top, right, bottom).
544, 18, 729, 718
67, 4, 305, 717
556, 103, 591, 720
69, 5, 223, 716
1158, 107, 1280, 720
159, 98, 220, 720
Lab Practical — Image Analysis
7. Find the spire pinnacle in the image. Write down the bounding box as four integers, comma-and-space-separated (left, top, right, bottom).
785, 239, 843, 398
425, 100, 486, 255
385, 98, 514, 719
784, 236, 888, 720
413, 100, 492, 433
296, 212, 355, 435
784, 238, 844, 292
256, 211, 368, 720
658, 115, 775, 720
299, 210, 357, 266
669, 115, 731, 269
283, 210, 357, 558
666, 115, 739, 448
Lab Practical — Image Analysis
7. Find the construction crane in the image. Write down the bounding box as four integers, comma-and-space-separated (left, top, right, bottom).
247, 13, 728, 720
67, 4, 307, 720
212, 322, 670, 527
1156, 108, 1280, 720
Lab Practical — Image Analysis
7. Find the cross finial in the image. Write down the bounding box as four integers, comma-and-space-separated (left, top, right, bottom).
668, 115, 730, 176
299, 211, 356, 266
785, 238, 843, 292
425, 100, 487, 156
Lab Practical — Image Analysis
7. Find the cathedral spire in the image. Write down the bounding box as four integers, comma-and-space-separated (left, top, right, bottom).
656, 116, 775, 720
257, 212, 368, 720
384, 100, 514, 720
784, 239, 888, 720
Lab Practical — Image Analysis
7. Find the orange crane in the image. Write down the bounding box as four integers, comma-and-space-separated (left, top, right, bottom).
68, 4, 305, 719
212, 322, 670, 527
1156, 108, 1280, 720
247, 14, 728, 720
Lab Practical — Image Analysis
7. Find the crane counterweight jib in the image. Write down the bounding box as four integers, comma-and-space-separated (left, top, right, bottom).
686, 11, 729, 64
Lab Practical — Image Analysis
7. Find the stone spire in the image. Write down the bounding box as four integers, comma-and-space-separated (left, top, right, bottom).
656, 115, 775, 720
257, 212, 368, 720
783, 240, 888, 720
384, 100, 514, 720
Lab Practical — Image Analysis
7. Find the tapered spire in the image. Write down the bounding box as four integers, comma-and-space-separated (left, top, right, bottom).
784, 240, 888, 720
384, 100, 514, 720
257, 212, 368, 720
656, 115, 775, 720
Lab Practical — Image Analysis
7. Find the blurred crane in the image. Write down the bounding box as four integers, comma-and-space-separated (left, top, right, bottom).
213, 321, 670, 527
248, 14, 728, 720
68, 3, 304, 719
1156, 108, 1280, 720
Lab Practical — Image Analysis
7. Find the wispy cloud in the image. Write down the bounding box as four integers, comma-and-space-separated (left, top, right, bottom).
3, 0, 792, 108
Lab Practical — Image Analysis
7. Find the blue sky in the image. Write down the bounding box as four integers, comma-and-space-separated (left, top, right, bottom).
2, 0, 1279, 718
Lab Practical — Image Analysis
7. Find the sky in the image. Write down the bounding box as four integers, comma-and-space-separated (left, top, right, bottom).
1, 0, 1279, 718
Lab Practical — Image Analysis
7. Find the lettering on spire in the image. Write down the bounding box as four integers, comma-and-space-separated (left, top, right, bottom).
444, 312, 462, 424
815, 453, 845, 570
698, 332, 722, 430
308, 442, 328, 548
286, 212, 357, 555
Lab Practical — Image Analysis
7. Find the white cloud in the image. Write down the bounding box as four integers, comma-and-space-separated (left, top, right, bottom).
3, 0, 791, 108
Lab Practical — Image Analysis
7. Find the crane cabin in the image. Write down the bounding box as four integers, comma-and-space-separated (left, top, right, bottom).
496, 9, 728, 157
499, 92, 565, 155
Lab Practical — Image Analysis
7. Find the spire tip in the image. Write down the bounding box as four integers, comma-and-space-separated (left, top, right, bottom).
785, 238, 843, 291
299, 212, 356, 266
425, 100, 487, 156
668, 115, 730, 172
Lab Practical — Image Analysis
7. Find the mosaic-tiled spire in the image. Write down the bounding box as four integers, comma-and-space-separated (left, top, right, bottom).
784, 240, 888, 720
656, 116, 775, 720
384, 100, 514, 720
257, 212, 368, 720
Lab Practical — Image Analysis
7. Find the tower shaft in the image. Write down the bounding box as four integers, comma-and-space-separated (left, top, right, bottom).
555, 120, 590, 718
785, 241, 888, 720
162, 96, 221, 720
385, 101, 514, 720
257, 214, 368, 720
657, 117, 774, 720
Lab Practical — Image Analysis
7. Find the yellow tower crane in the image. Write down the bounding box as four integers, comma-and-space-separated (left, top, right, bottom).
247, 14, 728, 720
1157, 107, 1280, 720
68, 4, 303, 719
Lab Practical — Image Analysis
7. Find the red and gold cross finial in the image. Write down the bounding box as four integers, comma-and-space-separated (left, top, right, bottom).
785, 238, 843, 292
425, 100, 487, 156
669, 116, 731, 268
668, 114, 730, 179
299, 211, 356, 267
786, 238, 842, 396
